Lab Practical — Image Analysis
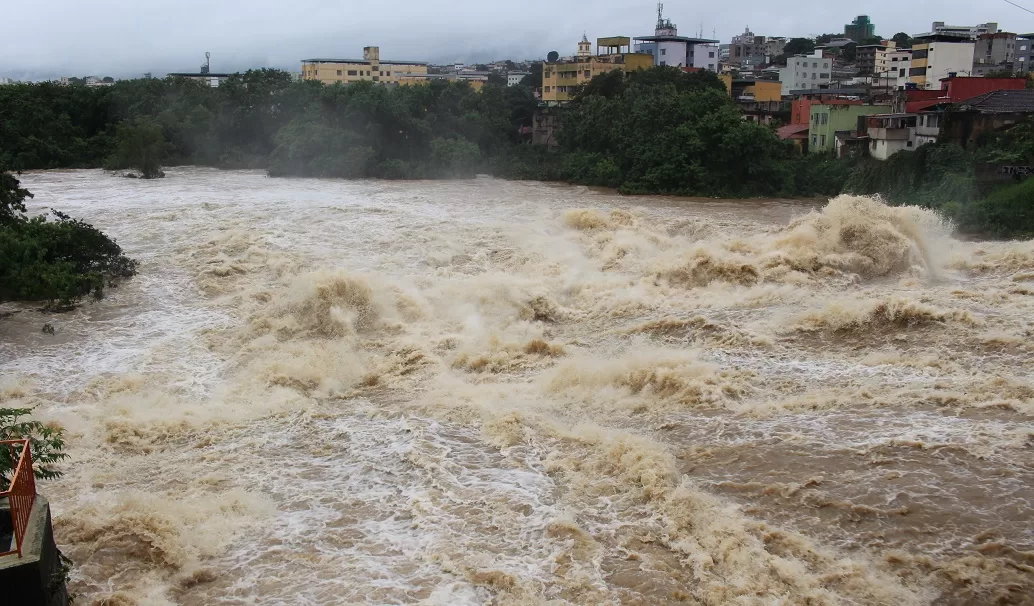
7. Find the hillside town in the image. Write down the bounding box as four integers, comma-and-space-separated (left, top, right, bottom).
3, 6, 1034, 162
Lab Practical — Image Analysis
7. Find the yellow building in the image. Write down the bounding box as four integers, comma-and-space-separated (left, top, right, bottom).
541, 36, 655, 103
719, 75, 782, 102
301, 46, 428, 85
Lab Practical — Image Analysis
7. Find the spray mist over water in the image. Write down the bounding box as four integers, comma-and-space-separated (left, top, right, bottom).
2, 169, 1033, 605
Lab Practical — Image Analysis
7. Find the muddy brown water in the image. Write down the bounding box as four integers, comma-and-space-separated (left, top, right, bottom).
1, 168, 1032, 605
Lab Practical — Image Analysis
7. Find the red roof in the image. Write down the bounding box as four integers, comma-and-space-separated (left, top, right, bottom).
777, 123, 810, 140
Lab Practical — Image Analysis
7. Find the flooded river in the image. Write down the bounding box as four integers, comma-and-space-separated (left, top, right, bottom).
1, 168, 1032, 605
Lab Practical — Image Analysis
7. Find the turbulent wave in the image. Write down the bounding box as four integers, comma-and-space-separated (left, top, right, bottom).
7, 172, 1034, 605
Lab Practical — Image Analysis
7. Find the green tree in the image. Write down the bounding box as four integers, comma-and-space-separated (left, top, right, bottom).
0, 408, 68, 489
0, 165, 138, 307
104, 116, 168, 178
784, 38, 817, 56
891, 33, 913, 49
520, 62, 543, 88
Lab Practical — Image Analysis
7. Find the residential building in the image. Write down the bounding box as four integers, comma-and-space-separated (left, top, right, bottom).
845, 16, 876, 42
507, 72, 530, 87
728, 27, 778, 66
908, 36, 975, 89
901, 76, 1028, 113
633, 7, 719, 70
691, 45, 720, 71
301, 46, 428, 86
0, 76, 15, 85
857, 41, 900, 76
777, 123, 810, 149
883, 49, 912, 90
780, 51, 832, 95
541, 36, 654, 103
1016, 34, 1034, 73
915, 112, 943, 147
972, 32, 1018, 76
765, 38, 788, 57
809, 103, 891, 153
866, 113, 919, 159
940, 90, 1034, 148
930, 21, 998, 40
720, 77, 787, 123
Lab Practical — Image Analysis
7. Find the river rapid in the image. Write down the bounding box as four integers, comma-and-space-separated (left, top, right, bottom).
1, 168, 1033, 605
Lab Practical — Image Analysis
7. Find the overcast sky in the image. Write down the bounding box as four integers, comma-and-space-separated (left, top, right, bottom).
2, 0, 1033, 79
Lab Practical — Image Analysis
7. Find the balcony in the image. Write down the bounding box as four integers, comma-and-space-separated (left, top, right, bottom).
867, 127, 911, 140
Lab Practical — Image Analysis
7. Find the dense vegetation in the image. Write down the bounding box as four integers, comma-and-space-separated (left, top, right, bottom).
843, 120, 1034, 237
1, 66, 1032, 237
0, 163, 137, 307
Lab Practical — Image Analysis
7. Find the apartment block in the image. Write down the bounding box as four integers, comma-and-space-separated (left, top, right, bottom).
930, 21, 998, 39
972, 32, 1018, 76
301, 46, 428, 85
908, 37, 975, 89
541, 36, 654, 103
779, 51, 832, 95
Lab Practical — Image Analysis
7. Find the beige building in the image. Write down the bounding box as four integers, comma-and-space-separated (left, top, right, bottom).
301, 46, 428, 85
541, 36, 654, 103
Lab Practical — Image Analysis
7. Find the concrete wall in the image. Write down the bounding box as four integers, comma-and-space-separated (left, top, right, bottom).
0, 497, 68, 606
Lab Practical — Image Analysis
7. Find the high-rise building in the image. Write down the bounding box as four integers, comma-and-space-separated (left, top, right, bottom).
845, 15, 876, 42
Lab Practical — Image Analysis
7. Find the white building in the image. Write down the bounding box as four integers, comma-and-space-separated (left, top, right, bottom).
909, 38, 975, 89
779, 51, 831, 95
867, 114, 917, 160
691, 44, 720, 71
882, 49, 912, 90
632, 6, 719, 71
507, 72, 530, 87
0, 76, 13, 85
931, 21, 998, 39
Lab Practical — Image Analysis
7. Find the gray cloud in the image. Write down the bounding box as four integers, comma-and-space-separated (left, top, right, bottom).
3, 0, 1032, 79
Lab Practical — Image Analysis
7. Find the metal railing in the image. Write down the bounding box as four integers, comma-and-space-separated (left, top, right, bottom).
0, 440, 37, 558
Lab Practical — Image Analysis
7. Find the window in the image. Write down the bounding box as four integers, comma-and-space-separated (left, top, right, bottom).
545, 86, 551, 92
661, 49, 667, 56
909, 66, 927, 76
912, 49, 929, 60
824, 62, 829, 68
819, 73, 829, 79
900, 68, 906, 77
660, 60, 666, 66
386, 71, 391, 76
373, 76, 379, 81
813, 62, 818, 68
336, 69, 342, 76
907, 141, 914, 147
379, 71, 383, 76
821, 113, 828, 125
709, 64, 715, 70
811, 73, 817, 79
812, 135, 818, 146
347, 70, 358, 76
709, 52, 715, 58
820, 134, 826, 147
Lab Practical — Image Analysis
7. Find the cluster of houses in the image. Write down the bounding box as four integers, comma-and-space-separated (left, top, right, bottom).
534, 11, 1034, 159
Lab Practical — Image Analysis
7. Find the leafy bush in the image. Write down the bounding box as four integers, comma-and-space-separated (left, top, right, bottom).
0, 408, 68, 490
0, 166, 137, 307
